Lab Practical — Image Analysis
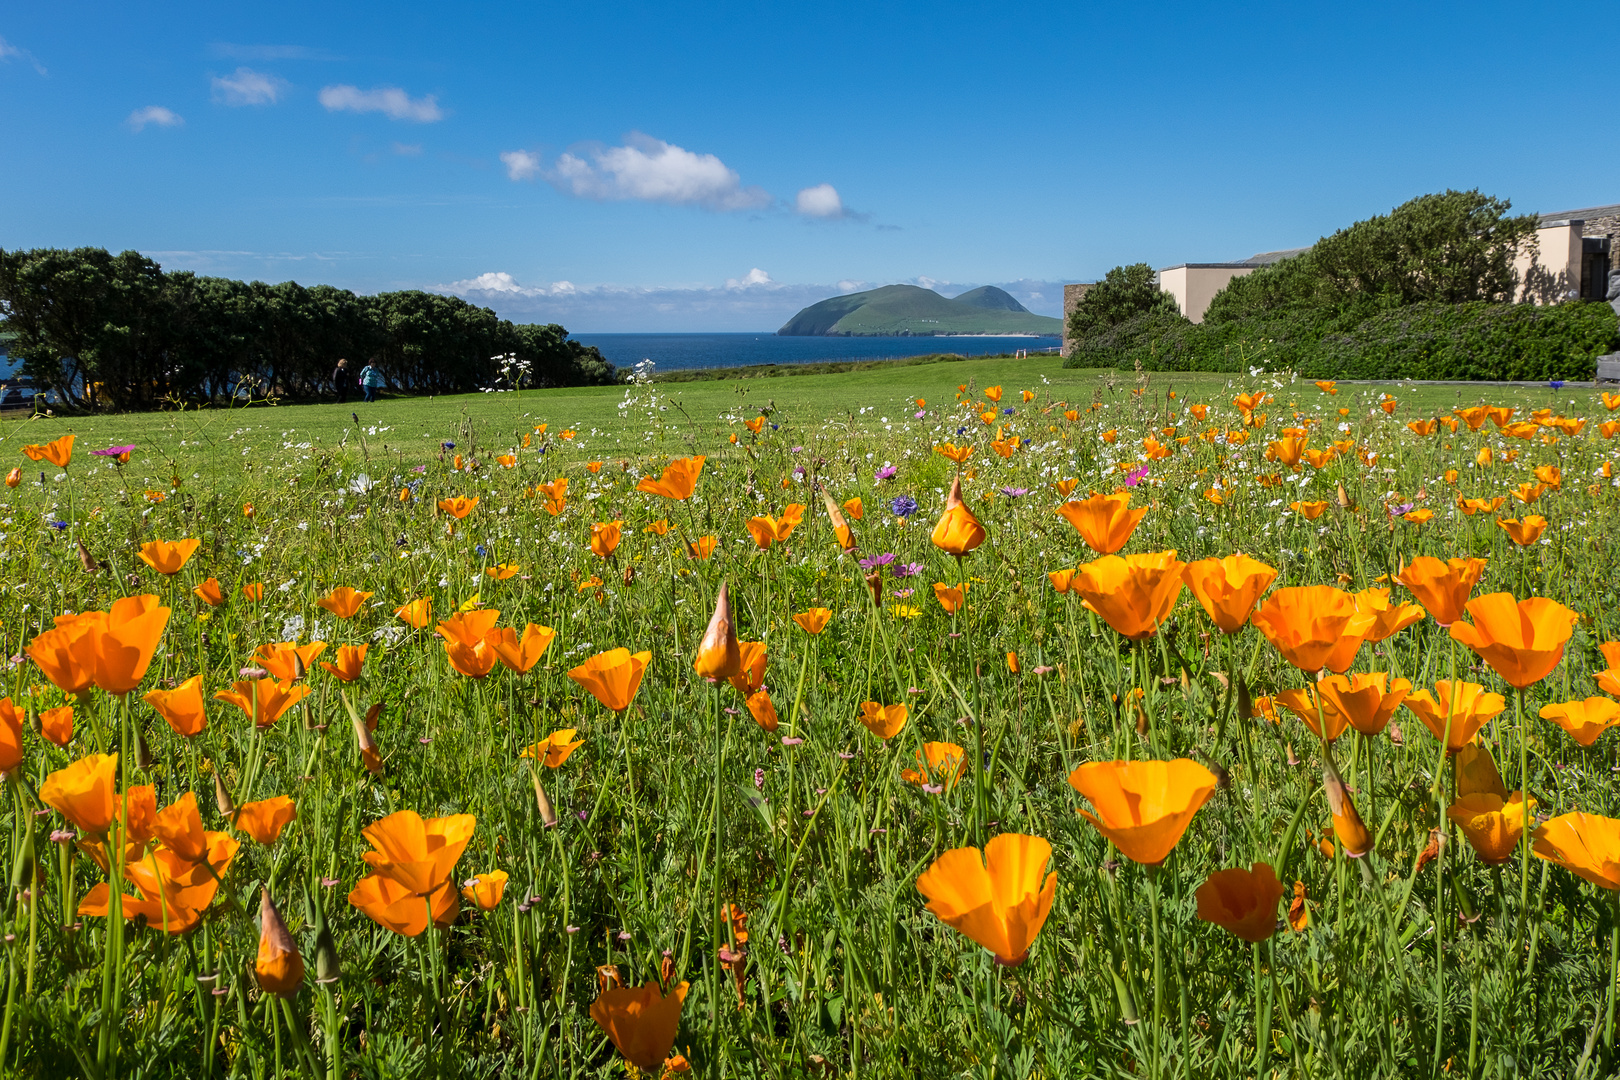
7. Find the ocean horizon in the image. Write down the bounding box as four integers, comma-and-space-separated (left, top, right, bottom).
572, 332, 1060, 372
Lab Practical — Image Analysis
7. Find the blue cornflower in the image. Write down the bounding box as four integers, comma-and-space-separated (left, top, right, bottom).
889, 494, 919, 518
1003, 407, 1015, 415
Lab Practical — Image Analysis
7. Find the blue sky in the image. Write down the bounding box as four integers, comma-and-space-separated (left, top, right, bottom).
3, 1, 1618, 331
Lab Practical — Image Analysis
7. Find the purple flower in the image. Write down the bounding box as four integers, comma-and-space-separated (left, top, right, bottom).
793, 465, 806, 476
891, 561, 923, 579
889, 494, 919, 518
1002, 407, 1015, 415
412, 464, 427, 474
441, 441, 455, 450
875, 465, 898, 481
1388, 502, 1414, 517
91, 445, 135, 457
781, 736, 804, 746
791, 445, 804, 453
1124, 465, 1149, 488
753, 768, 765, 790
893, 588, 914, 598
1000, 486, 1028, 498
914, 409, 926, 419
858, 552, 897, 572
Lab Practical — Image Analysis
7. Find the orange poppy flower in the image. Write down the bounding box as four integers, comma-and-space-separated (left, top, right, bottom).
489, 624, 555, 674
1195, 862, 1285, 943
792, 608, 831, 634
727, 640, 767, 696
1406, 419, 1438, 436
317, 586, 373, 619
636, 456, 706, 500
1539, 698, 1620, 747
436, 609, 499, 648
255, 641, 327, 682
1047, 569, 1075, 594
238, 796, 298, 844
521, 729, 585, 768
1449, 793, 1534, 865
1456, 496, 1502, 515
982, 385, 1003, 402
1252, 586, 1372, 673
1323, 759, 1371, 857
1510, 482, 1543, 505
394, 597, 432, 628
591, 980, 690, 1075
1495, 516, 1546, 546
901, 742, 968, 790
193, 578, 225, 607
1183, 554, 1277, 633
744, 689, 779, 733
151, 791, 219, 865
857, 702, 908, 740
0, 699, 23, 774
481, 562, 519, 581
253, 889, 305, 997
1448, 593, 1577, 688
1289, 500, 1329, 520
1317, 671, 1411, 736
915, 833, 1056, 966
318, 644, 369, 683
1054, 490, 1146, 555
95, 595, 173, 696
1403, 680, 1506, 754
1070, 550, 1187, 640
1267, 436, 1307, 469
438, 496, 478, 519
461, 869, 508, 911
934, 581, 968, 612
694, 582, 743, 681
745, 505, 805, 548
931, 477, 986, 557
1275, 685, 1349, 742
27, 620, 99, 695
1395, 555, 1487, 628
567, 647, 652, 712
686, 536, 718, 560
1353, 588, 1425, 643
349, 872, 460, 936
361, 809, 477, 897
240, 582, 264, 602
442, 634, 498, 679
1532, 813, 1620, 890
138, 538, 201, 576
1068, 759, 1217, 865
643, 519, 670, 536
40, 705, 73, 746
214, 678, 310, 728
933, 443, 974, 465
22, 434, 74, 467
590, 521, 624, 559
41, 753, 119, 835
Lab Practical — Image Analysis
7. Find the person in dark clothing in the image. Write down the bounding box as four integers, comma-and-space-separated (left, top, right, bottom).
333, 358, 351, 402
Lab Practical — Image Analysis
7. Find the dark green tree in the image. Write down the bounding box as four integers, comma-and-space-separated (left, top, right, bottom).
1066, 263, 1184, 344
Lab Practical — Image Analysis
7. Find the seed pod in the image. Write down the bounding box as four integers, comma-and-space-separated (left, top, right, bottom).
134, 726, 154, 770
213, 769, 236, 819
530, 767, 558, 828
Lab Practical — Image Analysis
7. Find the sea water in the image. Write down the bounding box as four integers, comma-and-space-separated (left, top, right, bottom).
572, 333, 1060, 372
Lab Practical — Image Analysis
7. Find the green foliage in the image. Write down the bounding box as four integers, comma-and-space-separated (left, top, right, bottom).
1065, 262, 1184, 344
778, 284, 1061, 336
1066, 298, 1619, 380
0, 247, 617, 411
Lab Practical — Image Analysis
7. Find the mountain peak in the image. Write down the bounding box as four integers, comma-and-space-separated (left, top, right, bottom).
777, 284, 1059, 336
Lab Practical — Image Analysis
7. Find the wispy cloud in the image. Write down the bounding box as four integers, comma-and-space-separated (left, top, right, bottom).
211, 67, 286, 106
391, 142, 424, 157
127, 106, 183, 132
209, 43, 336, 62
540, 133, 771, 212
319, 84, 443, 123
500, 149, 541, 181
0, 34, 46, 75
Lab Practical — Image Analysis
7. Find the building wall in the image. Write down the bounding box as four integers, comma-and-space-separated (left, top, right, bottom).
1061, 282, 1093, 356
1515, 223, 1583, 303
1159, 265, 1255, 324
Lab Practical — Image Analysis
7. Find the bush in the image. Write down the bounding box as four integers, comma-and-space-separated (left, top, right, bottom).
1064, 299, 1618, 381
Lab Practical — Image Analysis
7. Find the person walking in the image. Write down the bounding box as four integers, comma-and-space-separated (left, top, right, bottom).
359, 362, 384, 403
332, 358, 351, 403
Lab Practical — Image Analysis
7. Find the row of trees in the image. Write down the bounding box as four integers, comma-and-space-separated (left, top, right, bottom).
1066, 189, 1545, 345
0, 248, 617, 411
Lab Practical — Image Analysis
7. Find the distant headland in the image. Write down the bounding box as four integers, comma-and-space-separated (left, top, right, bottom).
777, 284, 1064, 337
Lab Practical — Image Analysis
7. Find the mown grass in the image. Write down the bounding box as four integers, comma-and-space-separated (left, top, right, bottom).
4, 360, 1620, 1079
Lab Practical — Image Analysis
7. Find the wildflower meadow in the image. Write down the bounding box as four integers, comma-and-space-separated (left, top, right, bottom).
6, 356, 1620, 1078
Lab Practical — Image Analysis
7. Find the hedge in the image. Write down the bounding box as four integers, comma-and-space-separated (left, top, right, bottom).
1064, 300, 1619, 381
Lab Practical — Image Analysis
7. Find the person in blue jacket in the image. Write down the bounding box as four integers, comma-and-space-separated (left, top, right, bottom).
358, 363, 384, 403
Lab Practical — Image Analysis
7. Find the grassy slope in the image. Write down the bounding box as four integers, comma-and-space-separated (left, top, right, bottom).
780, 284, 1062, 336
1, 355, 1606, 499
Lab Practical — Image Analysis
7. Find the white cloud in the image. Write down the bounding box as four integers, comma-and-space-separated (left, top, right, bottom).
544, 133, 770, 212
725, 268, 773, 289
0, 35, 46, 75
391, 142, 423, 156
127, 106, 183, 132
318, 84, 443, 123
500, 149, 541, 181
211, 67, 286, 106
795, 183, 845, 218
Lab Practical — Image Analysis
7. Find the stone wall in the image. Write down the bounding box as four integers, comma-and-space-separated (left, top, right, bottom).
1061, 282, 1093, 356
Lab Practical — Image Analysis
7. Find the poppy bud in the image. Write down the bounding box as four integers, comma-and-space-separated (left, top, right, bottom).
693, 582, 742, 681
864, 570, 883, 606
314, 916, 341, 985
930, 476, 987, 558
821, 490, 855, 552
3, 468, 18, 488
76, 540, 99, 573
530, 767, 558, 828
255, 889, 305, 998
1323, 759, 1371, 857
213, 769, 236, 818
351, 707, 383, 775
134, 726, 153, 770
660, 949, 675, 986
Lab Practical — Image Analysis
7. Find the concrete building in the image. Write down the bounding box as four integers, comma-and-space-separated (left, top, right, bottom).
1061, 201, 1618, 349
